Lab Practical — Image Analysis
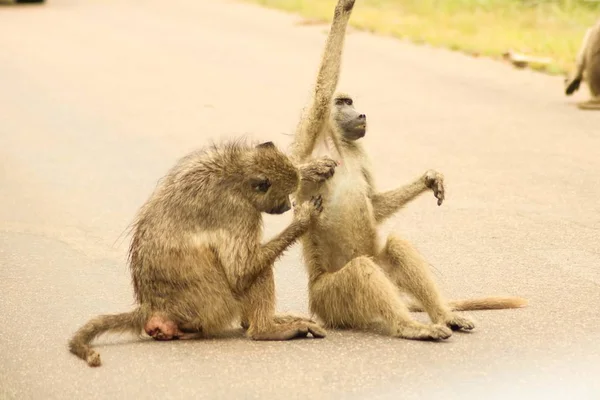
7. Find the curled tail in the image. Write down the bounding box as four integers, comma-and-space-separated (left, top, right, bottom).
407, 296, 528, 312
68, 308, 146, 367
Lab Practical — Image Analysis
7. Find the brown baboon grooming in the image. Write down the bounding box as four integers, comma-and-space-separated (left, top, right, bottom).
565, 18, 600, 110
289, 0, 527, 341
68, 139, 335, 367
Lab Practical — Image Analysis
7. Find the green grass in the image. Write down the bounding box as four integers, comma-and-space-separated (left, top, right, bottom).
244, 0, 600, 75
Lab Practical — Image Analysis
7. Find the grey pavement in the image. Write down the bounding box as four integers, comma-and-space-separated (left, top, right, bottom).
1, 0, 599, 399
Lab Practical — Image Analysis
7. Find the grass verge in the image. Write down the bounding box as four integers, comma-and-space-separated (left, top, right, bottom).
243, 0, 600, 75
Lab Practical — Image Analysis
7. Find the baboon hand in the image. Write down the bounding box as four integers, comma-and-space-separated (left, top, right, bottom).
293, 195, 324, 226
422, 170, 445, 206
337, 0, 355, 12
299, 157, 338, 184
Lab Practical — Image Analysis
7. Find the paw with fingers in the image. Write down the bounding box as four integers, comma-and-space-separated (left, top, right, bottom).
299, 156, 338, 184
441, 313, 475, 331
340, 0, 355, 12
423, 170, 445, 206
293, 195, 324, 226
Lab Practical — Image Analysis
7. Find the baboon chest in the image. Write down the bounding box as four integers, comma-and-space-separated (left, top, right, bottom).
318, 159, 378, 268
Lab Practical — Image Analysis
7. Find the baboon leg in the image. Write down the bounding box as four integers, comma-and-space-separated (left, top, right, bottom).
378, 235, 475, 332
311, 256, 452, 340
145, 313, 202, 341
241, 268, 326, 340
239, 267, 277, 335
143, 254, 241, 340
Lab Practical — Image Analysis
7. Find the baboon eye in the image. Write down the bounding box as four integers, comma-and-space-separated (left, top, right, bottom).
251, 178, 271, 193
335, 98, 353, 106
258, 181, 271, 192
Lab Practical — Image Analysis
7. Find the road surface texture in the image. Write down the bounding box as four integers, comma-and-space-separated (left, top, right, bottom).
1, 0, 599, 399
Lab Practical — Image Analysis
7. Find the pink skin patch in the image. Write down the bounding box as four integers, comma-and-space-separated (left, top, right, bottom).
144, 315, 186, 341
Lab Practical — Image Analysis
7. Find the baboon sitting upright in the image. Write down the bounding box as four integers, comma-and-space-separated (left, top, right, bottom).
68, 139, 335, 367
289, 0, 527, 340
565, 18, 600, 110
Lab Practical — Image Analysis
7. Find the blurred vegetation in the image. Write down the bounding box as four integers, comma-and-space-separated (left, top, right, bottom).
245, 0, 600, 75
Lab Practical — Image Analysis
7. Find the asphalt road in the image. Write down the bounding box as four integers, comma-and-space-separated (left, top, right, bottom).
1, 0, 600, 399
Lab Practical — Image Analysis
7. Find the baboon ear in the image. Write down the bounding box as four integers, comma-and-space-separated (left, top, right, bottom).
256, 141, 276, 150
249, 176, 271, 193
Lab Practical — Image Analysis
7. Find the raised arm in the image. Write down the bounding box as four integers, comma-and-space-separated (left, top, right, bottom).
371, 170, 445, 225
289, 0, 356, 164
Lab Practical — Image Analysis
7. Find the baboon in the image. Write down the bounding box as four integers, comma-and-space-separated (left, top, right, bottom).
289, 0, 527, 340
68, 139, 335, 367
565, 18, 600, 110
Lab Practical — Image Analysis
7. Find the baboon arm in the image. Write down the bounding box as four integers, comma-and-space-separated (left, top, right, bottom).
220, 222, 307, 295
290, 0, 355, 164
371, 179, 428, 224
294, 156, 338, 195
256, 220, 307, 267
290, 101, 328, 165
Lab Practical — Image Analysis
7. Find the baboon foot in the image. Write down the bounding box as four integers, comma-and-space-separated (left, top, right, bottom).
272, 314, 319, 325
145, 314, 201, 341
274, 316, 327, 338
242, 315, 320, 331
441, 313, 475, 331
249, 321, 327, 341
395, 323, 452, 341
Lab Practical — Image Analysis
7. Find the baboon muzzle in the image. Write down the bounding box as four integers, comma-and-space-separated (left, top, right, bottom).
269, 199, 292, 214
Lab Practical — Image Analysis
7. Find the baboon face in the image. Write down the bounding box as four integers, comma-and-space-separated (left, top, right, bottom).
332, 93, 366, 141
247, 142, 300, 214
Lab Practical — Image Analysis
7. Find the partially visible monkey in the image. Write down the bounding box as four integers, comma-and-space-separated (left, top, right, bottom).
68, 139, 336, 367
289, 0, 527, 341
565, 18, 600, 110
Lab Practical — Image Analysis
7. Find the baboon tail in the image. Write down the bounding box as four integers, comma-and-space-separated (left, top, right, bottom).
68, 308, 146, 367
407, 296, 528, 312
